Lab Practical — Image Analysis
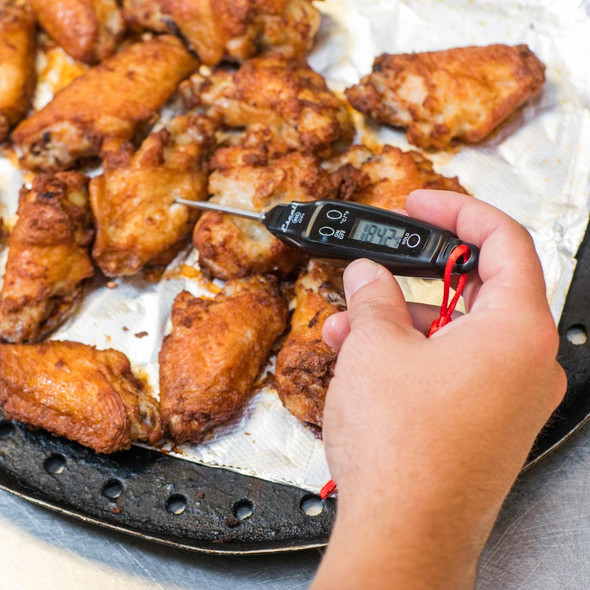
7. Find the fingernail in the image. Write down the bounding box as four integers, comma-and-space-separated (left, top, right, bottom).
344, 259, 381, 297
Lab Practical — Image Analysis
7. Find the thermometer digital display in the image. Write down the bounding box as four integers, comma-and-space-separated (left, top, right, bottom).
351, 219, 405, 249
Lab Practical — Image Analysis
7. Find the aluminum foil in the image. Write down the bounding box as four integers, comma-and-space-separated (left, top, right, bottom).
1, 0, 590, 493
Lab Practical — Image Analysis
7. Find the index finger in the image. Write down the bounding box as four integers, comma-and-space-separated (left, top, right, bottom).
406, 190, 549, 315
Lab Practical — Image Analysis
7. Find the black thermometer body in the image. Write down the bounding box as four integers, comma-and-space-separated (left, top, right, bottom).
262, 200, 478, 278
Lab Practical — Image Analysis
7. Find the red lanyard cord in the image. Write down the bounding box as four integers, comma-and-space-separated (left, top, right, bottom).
427, 244, 471, 336
319, 245, 472, 500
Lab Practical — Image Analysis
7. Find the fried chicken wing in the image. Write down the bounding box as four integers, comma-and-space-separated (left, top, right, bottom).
0, 173, 94, 343
325, 144, 467, 210
0, 341, 162, 453
159, 275, 288, 443
90, 114, 216, 277
193, 145, 334, 279
30, 0, 125, 64
0, 1, 36, 142
123, 0, 319, 65
275, 260, 344, 428
345, 44, 546, 149
12, 35, 198, 171
181, 55, 354, 158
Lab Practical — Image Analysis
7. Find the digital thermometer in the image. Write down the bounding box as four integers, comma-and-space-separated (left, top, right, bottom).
176, 198, 479, 278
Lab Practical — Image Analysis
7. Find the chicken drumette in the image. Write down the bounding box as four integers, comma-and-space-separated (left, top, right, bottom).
90, 113, 217, 277
123, 0, 320, 65
0, 341, 162, 453
275, 259, 345, 429
193, 144, 334, 279
0, 172, 94, 343
13, 35, 198, 171
326, 144, 467, 210
159, 275, 287, 443
0, 0, 36, 142
345, 44, 545, 149
181, 55, 354, 158
30, 0, 125, 64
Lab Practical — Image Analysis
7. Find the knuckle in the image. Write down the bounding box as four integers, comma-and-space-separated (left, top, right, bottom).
554, 364, 568, 405
534, 317, 561, 357
351, 294, 397, 322
513, 311, 559, 359
557, 363, 568, 399
516, 223, 535, 245
506, 219, 535, 247
531, 320, 559, 353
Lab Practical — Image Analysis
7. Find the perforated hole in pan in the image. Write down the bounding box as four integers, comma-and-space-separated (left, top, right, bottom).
233, 499, 254, 521
44, 453, 66, 475
166, 493, 187, 515
566, 324, 587, 346
102, 479, 124, 500
300, 495, 323, 517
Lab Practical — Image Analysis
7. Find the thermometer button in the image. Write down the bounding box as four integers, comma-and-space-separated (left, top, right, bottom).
407, 234, 421, 248
326, 209, 343, 220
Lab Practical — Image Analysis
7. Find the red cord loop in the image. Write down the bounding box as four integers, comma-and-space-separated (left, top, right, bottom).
320, 245, 472, 499
319, 479, 337, 500
427, 244, 471, 337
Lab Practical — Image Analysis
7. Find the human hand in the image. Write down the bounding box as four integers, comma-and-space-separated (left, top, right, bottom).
313, 190, 566, 590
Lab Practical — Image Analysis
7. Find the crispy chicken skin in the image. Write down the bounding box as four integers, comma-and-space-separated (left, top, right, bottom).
345, 44, 546, 149
123, 0, 319, 65
0, 1, 36, 142
0, 173, 94, 343
30, 0, 125, 64
275, 260, 344, 428
0, 341, 162, 453
159, 275, 288, 443
12, 35, 198, 171
181, 55, 354, 158
325, 144, 467, 210
193, 145, 334, 279
90, 114, 216, 277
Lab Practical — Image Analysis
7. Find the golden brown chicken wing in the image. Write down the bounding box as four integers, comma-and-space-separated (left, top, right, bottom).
325, 144, 467, 210
123, 0, 319, 65
12, 35, 198, 171
90, 114, 216, 277
275, 259, 344, 428
345, 44, 546, 149
30, 0, 125, 64
0, 341, 162, 453
159, 275, 288, 443
181, 55, 354, 158
193, 145, 334, 279
0, 0, 36, 142
0, 173, 94, 343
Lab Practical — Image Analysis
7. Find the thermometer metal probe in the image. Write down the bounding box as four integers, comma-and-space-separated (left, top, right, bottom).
176, 198, 479, 278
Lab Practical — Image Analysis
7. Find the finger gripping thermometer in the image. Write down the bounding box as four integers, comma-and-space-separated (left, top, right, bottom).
176, 198, 479, 278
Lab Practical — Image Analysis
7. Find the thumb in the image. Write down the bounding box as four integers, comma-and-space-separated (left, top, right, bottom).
344, 259, 417, 335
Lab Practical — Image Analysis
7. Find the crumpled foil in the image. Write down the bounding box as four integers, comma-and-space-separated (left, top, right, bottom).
1, 0, 590, 493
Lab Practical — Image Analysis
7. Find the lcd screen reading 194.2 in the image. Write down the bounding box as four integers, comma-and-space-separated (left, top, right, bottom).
351, 219, 405, 249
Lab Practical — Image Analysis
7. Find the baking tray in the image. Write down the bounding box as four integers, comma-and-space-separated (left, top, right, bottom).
0, 224, 588, 554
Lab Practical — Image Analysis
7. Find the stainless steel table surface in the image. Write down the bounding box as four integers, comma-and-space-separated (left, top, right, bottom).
2, 418, 590, 590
